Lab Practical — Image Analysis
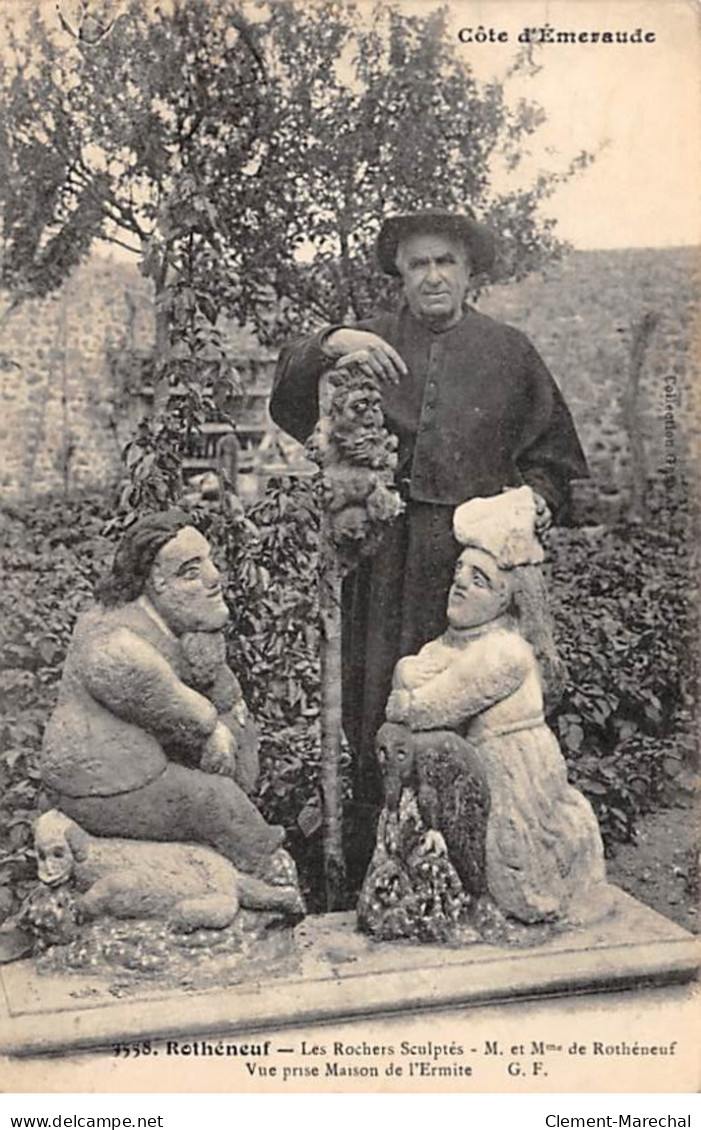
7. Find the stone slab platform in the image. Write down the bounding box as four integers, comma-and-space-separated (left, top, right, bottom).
1, 889, 698, 1058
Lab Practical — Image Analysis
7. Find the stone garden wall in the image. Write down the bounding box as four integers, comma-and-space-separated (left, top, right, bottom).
0, 257, 153, 500
479, 246, 699, 520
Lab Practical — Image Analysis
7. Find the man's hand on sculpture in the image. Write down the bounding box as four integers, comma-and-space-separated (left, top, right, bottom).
323, 328, 407, 385
533, 492, 553, 538
200, 721, 237, 777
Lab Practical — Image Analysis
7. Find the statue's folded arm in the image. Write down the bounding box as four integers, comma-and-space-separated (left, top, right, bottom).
82, 627, 218, 751
389, 633, 529, 732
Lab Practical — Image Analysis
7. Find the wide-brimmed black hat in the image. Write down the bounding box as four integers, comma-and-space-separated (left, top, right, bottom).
376, 210, 496, 277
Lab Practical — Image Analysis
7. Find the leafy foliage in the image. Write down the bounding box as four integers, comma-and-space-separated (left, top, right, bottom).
1, 0, 266, 298
1, 0, 588, 334
548, 494, 698, 846
2, 0, 260, 506
198, 478, 324, 827
0, 494, 113, 919
238, 1, 586, 337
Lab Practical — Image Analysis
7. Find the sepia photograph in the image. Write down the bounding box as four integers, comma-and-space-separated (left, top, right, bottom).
0, 0, 698, 1096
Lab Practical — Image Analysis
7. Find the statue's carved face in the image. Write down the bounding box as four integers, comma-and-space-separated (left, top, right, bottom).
396, 232, 470, 329
35, 812, 76, 887
148, 527, 229, 635
331, 378, 383, 433
336, 385, 384, 430
376, 722, 415, 810
447, 547, 510, 630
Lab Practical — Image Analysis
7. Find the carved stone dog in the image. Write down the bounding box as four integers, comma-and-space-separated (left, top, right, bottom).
35, 810, 305, 932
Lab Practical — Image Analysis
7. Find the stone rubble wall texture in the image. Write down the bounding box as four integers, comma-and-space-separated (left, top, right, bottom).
0, 257, 154, 500
0, 247, 698, 510
479, 246, 700, 519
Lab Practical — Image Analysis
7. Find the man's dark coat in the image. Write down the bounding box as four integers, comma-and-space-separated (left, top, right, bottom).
271, 303, 588, 878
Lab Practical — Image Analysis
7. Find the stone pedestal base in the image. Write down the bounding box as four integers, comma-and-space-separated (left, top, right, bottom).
0, 888, 698, 1058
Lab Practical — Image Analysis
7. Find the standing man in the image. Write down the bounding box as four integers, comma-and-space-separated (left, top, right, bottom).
270, 210, 588, 880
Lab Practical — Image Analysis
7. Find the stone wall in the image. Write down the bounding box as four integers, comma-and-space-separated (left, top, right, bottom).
479, 246, 699, 520
0, 257, 154, 501
0, 254, 282, 503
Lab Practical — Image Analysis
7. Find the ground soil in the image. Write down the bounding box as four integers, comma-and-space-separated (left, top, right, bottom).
606, 780, 699, 934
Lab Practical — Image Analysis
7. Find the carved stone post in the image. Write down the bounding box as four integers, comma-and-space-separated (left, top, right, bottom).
307, 365, 403, 910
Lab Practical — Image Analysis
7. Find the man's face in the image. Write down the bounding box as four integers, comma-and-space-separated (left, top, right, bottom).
395, 232, 471, 328
147, 526, 229, 635
447, 547, 510, 631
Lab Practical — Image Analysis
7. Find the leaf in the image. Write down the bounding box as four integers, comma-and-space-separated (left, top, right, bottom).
297, 795, 322, 838
37, 637, 60, 665
197, 293, 219, 325
125, 444, 143, 470
616, 720, 638, 741
610, 807, 630, 826
134, 452, 156, 480
8, 811, 35, 827
2, 751, 24, 773
564, 723, 584, 752
583, 781, 608, 796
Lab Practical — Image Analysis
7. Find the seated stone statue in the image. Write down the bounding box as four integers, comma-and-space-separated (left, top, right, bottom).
39, 510, 297, 892
359, 487, 614, 940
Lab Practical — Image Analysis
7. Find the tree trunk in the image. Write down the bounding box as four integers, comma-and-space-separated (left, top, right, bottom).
315, 371, 348, 909
152, 251, 171, 417
319, 524, 347, 910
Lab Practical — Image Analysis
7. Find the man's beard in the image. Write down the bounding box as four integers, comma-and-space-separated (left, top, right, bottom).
179, 630, 227, 687
152, 590, 230, 635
